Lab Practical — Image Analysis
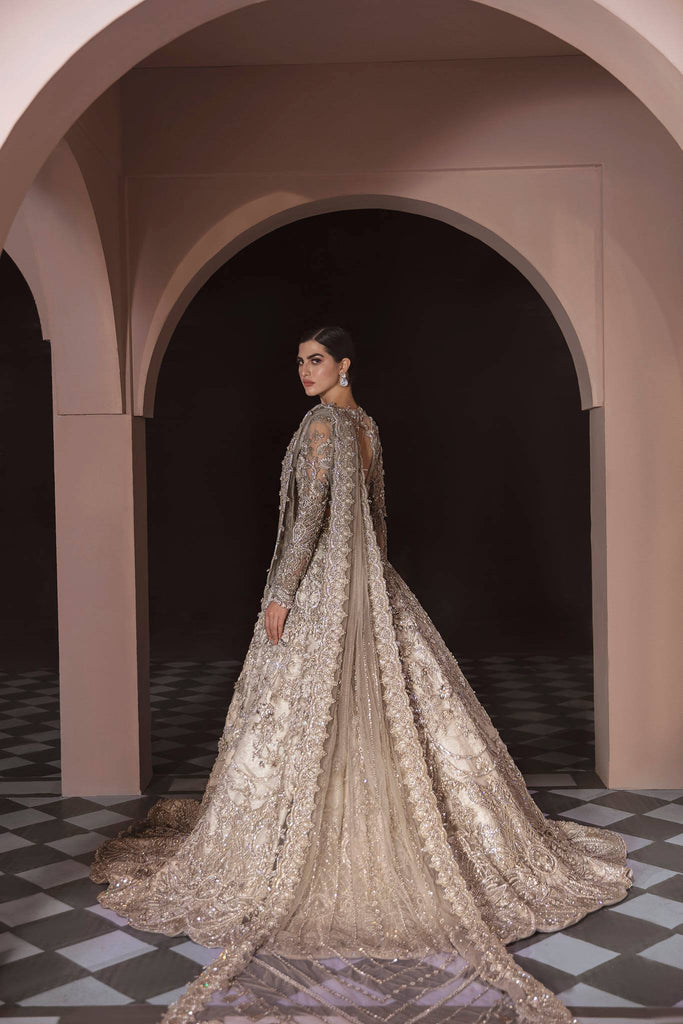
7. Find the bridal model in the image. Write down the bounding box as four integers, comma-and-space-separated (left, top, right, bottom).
91, 325, 632, 1024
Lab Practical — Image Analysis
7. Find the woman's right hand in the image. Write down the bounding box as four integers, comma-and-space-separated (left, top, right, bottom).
265, 600, 289, 645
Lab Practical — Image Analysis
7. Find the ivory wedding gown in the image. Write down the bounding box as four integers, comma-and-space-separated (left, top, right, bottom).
90, 401, 633, 1024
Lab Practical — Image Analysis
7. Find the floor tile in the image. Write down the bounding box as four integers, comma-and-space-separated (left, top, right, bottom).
579, 952, 683, 1005
0, 875, 40, 902
611, 893, 683, 929
46, 831, 108, 856
638, 933, 683, 969
551, 789, 612, 802
147, 984, 191, 1005
560, 907, 671, 954
0, 950, 88, 1002
18, 860, 91, 889
169, 939, 225, 966
0, 834, 31, 854
47, 876, 108, 909
559, 804, 633, 827
650, 872, 683, 901
1, 652, 680, 1012
0, 893, 72, 927
0, 1016, 60, 1022
630, 841, 683, 872
93, 948, 203, 1000
0, 932, 43, 963
635, 790, 683, 802
14, 906, 119, 950
510, 952, 576, 995
647, 805, 683, 825
87, 903, 130, 929
514, 932, 617, 974
0, 809, 54, 830
618, 816, 683, 842
59, 931, 157, 971
555, 981, 642, 1008
19, 975, 133, 1006
0, 844, 66, 874
593, 792, 666, 814
625, 859, 677, 890
64, 810, 130, 831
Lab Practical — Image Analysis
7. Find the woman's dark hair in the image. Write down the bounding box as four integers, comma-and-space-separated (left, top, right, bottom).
298, 326, 357, 383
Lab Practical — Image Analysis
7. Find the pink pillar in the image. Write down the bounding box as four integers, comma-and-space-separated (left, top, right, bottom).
53, 409, 151, 795
589, 407, 610, 783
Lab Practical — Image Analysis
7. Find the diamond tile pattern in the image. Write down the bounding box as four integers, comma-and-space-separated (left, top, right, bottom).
0, 654, 596, 783
0, 654, 679, 1020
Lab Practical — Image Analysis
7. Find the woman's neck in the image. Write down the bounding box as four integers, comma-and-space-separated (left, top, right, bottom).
320, 386, 358, 410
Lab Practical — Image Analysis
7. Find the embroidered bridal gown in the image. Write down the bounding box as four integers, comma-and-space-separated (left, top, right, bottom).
90, 402, 633, 1024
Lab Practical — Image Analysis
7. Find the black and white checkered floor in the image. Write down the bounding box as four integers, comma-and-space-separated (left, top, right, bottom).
0, 654, 596, 782
0, 654, 681, 1022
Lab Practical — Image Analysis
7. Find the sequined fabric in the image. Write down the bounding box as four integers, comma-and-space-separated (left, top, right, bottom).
89, 402, 632, 1024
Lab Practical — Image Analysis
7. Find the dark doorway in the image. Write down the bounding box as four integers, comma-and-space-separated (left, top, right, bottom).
146, 209, 594, 780
0, 251, 59, 783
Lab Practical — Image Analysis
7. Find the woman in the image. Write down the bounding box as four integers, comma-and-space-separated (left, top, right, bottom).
90, 326, 632, 1024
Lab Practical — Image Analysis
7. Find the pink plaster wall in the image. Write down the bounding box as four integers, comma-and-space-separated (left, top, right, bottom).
3, 22, 681, 792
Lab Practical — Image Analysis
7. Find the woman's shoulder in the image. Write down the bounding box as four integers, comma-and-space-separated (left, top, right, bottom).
296, 401, 377, 435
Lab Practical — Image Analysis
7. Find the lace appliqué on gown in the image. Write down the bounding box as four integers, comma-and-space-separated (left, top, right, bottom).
89, 402, 632, 1024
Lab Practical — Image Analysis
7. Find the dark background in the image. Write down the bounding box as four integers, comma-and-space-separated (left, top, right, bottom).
0, 208, 593, 669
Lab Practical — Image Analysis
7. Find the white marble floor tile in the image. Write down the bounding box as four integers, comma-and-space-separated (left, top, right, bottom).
147, 985, 192, 1005
638, 933, 683, 969
612, 893, 683, 929
625, 859, 677, 889
86, 902, 130, 928
515, 933, 618, 974
20, 977, 133, 1006
0, 892, 72, 926
18, 860, 91, 888
559, 804, 632, 827
59, 930, 156, 971
46, 831, 107, 856
555, 981, 642, 1008
614, 832, 652, 853
64, 809, 129, 830
170, 939, 225, 966
645, 804, 683, 825
0, 808, 54, 829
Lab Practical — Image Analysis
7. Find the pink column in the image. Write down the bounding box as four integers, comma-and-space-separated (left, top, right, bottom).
53, 409, 151, 795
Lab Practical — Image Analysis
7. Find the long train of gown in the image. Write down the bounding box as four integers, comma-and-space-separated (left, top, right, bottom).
89, 403, 632, 1024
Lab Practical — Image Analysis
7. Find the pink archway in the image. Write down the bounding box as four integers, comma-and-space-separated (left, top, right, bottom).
6, 139, 122, 413
0, 0, 680, 250
137, 194, 596, 417
135, 193, 614, 783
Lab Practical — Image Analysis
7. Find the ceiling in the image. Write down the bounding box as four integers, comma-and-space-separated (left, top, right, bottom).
135, 0, 581, 68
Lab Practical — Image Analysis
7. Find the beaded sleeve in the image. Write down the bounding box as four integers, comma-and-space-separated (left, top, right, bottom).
266, 414, 334, 609
368, 437, 388, 560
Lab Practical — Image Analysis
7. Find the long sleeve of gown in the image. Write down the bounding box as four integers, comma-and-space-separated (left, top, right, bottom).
266, 414, 334, 609
369, 441, 388, 560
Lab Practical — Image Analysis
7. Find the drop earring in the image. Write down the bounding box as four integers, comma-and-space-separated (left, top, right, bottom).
339, 371, 349, 387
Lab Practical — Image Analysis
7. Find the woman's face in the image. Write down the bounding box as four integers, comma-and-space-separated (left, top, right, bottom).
297, 339, 348, 398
